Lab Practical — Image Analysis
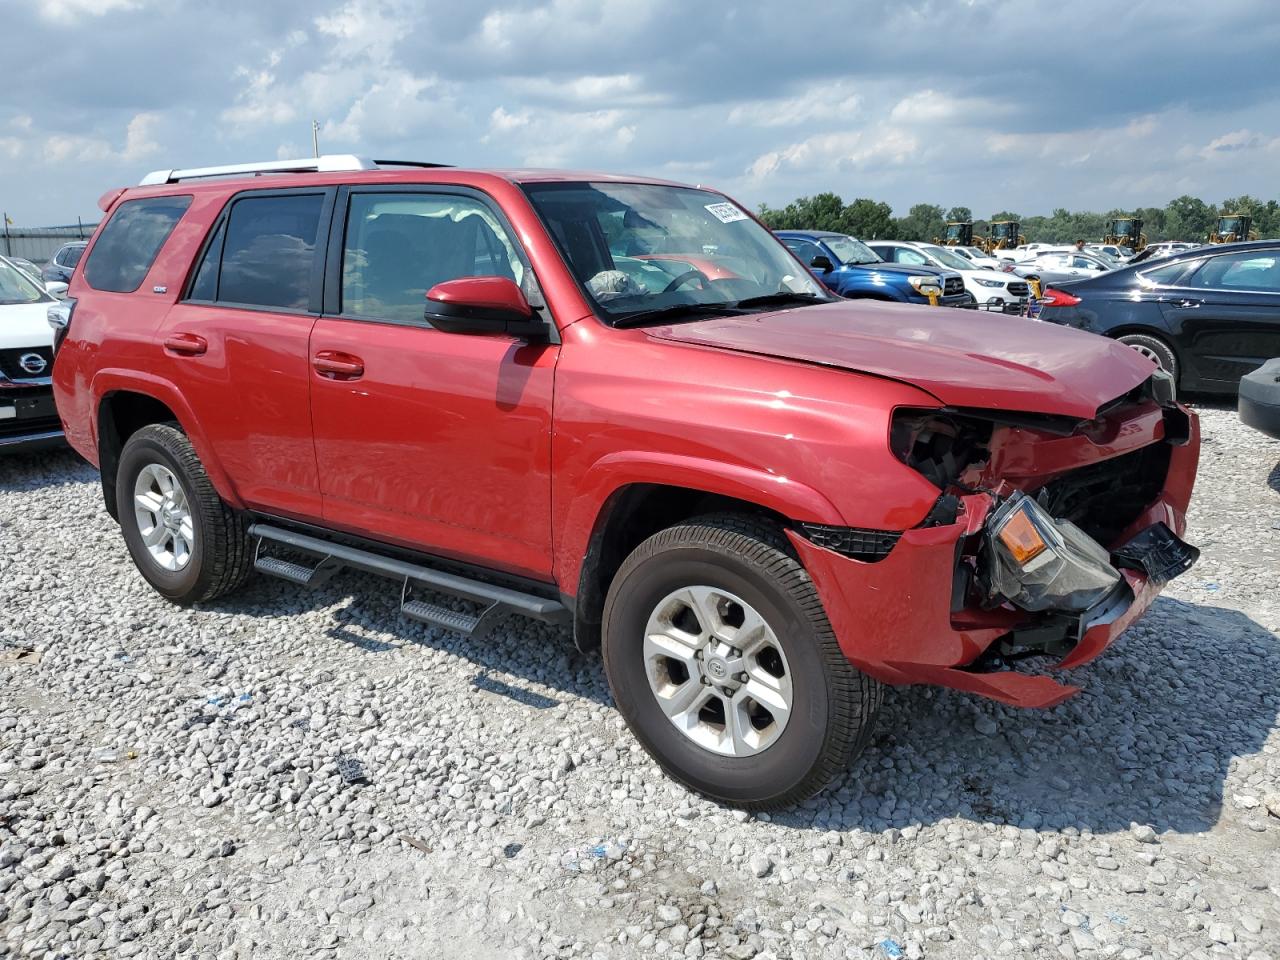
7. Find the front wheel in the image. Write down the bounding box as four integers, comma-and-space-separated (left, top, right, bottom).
1117, 333, 1179, 384
116, 423, 252, 604
602, 515, 881, 809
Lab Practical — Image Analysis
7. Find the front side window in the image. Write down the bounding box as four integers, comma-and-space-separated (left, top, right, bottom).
83, 197, 191, 293
897, 248, 930, 266
341, 192, 527, 324
0, 257, 48, 305
920, 245, 971, 271
217, 193, 324, 310
524, 182, 829, 326
1186, 252, 1280, 292
781, 238, 822, 264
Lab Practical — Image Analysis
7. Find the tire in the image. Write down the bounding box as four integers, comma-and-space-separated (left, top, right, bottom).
116, 423, 252, 604
1117, 333, 1178, 384
602, 514, 881, 809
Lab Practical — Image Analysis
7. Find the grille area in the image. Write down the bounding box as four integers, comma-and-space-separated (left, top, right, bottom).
1036, 444, 1172, 547
943, 277, 965, 297
1007, 281, 1030, 298
0, 347, 53, 381
797, 523, 902, 562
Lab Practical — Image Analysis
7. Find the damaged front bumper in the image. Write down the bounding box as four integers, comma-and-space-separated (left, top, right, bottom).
788, 404, 1201, 709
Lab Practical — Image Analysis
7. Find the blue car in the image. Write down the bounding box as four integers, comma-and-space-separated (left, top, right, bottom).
774, 230, 969, 307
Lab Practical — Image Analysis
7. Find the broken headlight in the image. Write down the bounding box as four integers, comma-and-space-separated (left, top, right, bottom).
985, 492, 1123, 613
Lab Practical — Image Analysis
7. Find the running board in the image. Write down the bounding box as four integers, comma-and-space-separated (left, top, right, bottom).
248, 523, 568, 637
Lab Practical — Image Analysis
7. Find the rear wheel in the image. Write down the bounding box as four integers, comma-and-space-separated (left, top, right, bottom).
1117, 333, 1178, 384
602, 514, 881, 809
116, 423, 252, 604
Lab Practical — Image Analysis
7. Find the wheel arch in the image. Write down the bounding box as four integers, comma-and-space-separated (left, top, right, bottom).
563, 456, 845, 654
94, 373, 242, 520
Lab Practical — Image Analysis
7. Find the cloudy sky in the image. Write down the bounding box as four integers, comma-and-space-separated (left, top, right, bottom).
3, 0, 1279, 226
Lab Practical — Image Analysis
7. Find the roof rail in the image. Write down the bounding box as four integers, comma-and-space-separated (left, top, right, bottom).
139, 154, 377, 186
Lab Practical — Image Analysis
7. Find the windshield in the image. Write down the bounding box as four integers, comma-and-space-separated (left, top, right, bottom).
0, 257, 47, 305
920, 245, 971, 271
523, 182, 830, 324
824, 236, 881, 265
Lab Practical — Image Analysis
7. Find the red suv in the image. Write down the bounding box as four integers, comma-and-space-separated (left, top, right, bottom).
52, 156, 1200, 808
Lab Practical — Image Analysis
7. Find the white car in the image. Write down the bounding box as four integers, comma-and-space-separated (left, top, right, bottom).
867, 241, 1034, 309
0, 255, 66, 452
948, 245, 1003, 270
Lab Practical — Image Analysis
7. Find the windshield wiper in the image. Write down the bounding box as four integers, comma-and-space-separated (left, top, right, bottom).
610, 302, 742, 328
732, 292, 828, 310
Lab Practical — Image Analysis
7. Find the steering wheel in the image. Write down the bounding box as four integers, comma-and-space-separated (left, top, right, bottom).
662, 268, 711, 294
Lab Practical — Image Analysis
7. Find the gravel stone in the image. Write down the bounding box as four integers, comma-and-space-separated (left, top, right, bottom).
0, 403, 1276, 959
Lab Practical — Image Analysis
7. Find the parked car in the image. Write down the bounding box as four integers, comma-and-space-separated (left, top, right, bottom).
41, 241, 87, 284
1004, 250, 1115, 285
773, 230, 969, 306
1239, 358, 1280, 439
0, 256, 65, 451
53, 155, 1201, 809
1039, 240, 1280, 393
949, 245, 1003, 270
4, 256, 44, 283
1087, 244, 1133, 263
866, 240, 1032, 310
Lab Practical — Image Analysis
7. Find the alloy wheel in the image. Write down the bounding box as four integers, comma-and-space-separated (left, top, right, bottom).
643, 585, 792, 757
132, 463, 196, 572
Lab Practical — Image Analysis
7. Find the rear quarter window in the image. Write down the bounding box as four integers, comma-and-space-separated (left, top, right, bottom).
83, 196, 192, 293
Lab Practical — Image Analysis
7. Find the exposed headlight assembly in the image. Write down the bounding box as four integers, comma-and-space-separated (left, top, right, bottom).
985, 492, 1123, 613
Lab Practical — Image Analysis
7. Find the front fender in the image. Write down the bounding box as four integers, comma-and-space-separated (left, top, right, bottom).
91, 368, 244, 510
553, 450, 846, 592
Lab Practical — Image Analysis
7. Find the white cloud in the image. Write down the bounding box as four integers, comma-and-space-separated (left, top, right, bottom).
889, 89, 1009, 125
747, 127, 920, 181
1199, 128, 1272, 159
729, 85, 861, 128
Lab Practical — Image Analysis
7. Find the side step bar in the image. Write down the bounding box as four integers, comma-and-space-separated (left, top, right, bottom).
248, 523, 568, 638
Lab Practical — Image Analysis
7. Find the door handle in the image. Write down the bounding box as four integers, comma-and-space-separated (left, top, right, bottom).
1176, 299, 1201, 308
312, 350, 365, 379
164, 333, 207, 356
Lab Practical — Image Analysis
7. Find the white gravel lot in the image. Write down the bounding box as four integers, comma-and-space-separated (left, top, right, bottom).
2, 403, 1279, 960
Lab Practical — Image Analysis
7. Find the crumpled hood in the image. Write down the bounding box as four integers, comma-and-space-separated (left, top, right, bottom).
0, 301, 54, 352
646, 300, 1155, 420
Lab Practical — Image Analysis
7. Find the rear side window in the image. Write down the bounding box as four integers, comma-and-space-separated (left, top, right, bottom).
190, 193, 324, 310
83, 197, 191, 293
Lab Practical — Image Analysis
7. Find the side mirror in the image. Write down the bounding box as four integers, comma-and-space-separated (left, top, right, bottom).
809, 255, 835, 272
45, 281, 68, 299
424, 276, 546, 339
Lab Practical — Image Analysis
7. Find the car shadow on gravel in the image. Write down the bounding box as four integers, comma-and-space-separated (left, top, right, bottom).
774, 596, 1280, 837
212, 569, 610, 706
0, 447, 96, 492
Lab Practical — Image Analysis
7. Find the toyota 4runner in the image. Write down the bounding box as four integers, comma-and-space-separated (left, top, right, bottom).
51, 156, 1201, 808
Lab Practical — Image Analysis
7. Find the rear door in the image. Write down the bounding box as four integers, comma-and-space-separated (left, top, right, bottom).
161, 188, 332, 517
1158, 248, 1280, 388
308, 186, 557, 580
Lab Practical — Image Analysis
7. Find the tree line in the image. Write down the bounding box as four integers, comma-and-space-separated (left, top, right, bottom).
757, 193, 1280, 244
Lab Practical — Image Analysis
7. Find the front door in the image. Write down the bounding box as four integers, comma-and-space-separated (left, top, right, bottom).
1159, 249, 1280, 388
308, 187, 558, 580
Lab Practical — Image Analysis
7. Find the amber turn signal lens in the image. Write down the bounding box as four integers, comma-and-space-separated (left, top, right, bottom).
998, 509, 1047, 564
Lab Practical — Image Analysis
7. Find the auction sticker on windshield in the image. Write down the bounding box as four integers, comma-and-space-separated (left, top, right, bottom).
705, 202, 748, 224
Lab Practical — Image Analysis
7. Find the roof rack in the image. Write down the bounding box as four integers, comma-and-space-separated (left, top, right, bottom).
373, 159, 453, 169
139, 154, 378, 186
